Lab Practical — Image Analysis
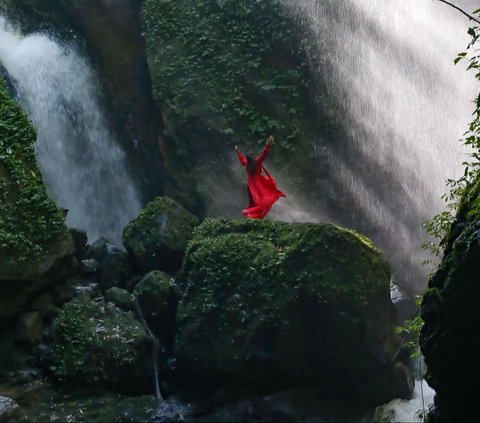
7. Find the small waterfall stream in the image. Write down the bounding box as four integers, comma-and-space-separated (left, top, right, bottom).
0, 17, 141, 245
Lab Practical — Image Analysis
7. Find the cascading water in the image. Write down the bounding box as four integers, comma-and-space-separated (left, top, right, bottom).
374, 379, 435, 422
278, 0, 478, 292
0, 17, 141, 245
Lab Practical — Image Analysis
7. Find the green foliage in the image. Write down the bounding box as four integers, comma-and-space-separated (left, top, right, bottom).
395, 294, 431, 359
142, 0, 318, 153
0, 78, 65, 265
123, 196, 199, 274
48, 295, 148, 386
123, 196, 198, 253
423, 11, 480, 255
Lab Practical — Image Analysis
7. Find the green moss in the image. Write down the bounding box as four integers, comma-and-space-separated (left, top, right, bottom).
0, 78, 66, 266
142, 0, 330, 152
123, 196, 199, 272
176, 218, 393, 395
46, 295, 149, 387
17, 392, 159, 423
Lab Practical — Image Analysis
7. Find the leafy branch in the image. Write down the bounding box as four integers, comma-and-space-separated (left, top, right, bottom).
436, 0, 480, 24
423, 7, 480, 254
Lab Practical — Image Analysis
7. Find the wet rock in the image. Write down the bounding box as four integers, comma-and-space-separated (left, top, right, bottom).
40, 295, 151, 390
81, 258, 99, 274
359, 361, 414, 406
0, 395, 18, 422
105, 287, 133, 310
0, 232, 75, 331
176, 218, 399, 403
123, 197, 199, 274
390, 281, 416, 325
14, 312, 45, 346
189, 389, 370, 423
133, 271, 179, 351
85, 238, 132, 292
69, 227, 88, 259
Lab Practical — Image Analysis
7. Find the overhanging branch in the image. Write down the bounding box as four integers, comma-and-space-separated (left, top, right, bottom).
436, 0, 480, 25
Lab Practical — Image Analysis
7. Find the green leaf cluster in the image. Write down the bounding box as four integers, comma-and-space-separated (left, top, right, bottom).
142, 0, 318, 153
0, 78, 65, 265
423, 10, 480, 256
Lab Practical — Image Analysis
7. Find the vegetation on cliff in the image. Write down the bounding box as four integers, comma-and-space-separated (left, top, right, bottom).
420, 10, 480, 422
0, 78, 66, 268
142, 0, 323, 153
141, 0, 341, 216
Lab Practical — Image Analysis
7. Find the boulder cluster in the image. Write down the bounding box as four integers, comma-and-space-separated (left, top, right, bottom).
1, 194, 413, 420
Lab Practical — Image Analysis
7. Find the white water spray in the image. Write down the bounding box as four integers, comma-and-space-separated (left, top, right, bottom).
0, 17, 141, 245
374, 379, 436, 422
280, 0, 478, 291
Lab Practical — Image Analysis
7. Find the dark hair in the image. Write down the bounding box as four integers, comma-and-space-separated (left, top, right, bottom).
246, 154, 256, 174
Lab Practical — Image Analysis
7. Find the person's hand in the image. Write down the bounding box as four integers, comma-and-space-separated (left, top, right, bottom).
234, 145, 239, 151
266, 135, 274, 146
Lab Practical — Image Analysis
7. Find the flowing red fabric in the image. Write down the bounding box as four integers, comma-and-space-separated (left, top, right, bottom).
236, 144, 285, 219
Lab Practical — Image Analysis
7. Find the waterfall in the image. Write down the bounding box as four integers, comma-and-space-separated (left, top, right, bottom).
0, 17, 141, 245
280, 0, 478, 292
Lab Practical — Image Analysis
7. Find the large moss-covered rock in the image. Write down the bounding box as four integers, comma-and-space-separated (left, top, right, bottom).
41, 295, 151, 390
123, 196, 199, 274
420, 173, 480, 422
0, 78, 72, 330
133, 271, 178, 351
176, 218, 401, 400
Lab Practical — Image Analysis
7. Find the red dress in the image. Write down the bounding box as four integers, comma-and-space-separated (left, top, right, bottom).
236, 144, 286, 219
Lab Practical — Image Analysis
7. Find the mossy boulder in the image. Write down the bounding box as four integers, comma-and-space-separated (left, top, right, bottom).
420, 173, 480, 422
0, 77, 72, 330
40, 295, 151, 390
176, 218, 401, 400
105, 287, 133, 310
133, 271, 179, 351
123, 196, 199, 274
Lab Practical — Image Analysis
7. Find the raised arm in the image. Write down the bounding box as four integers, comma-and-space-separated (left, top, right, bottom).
235, 145, 247, 166
257, 135, 274, 163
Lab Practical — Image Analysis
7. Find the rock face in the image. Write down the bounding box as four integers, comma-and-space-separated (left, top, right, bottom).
420, 174, 480, 422
141, 0, 323, 219
176, 219, 403, 402
123, 197, 199, 274
40, 295, 151, 390
84, 237, 132, 292
61, 0, 165, 202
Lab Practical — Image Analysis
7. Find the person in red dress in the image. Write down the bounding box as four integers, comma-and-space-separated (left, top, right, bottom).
235, 135, 286, 219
